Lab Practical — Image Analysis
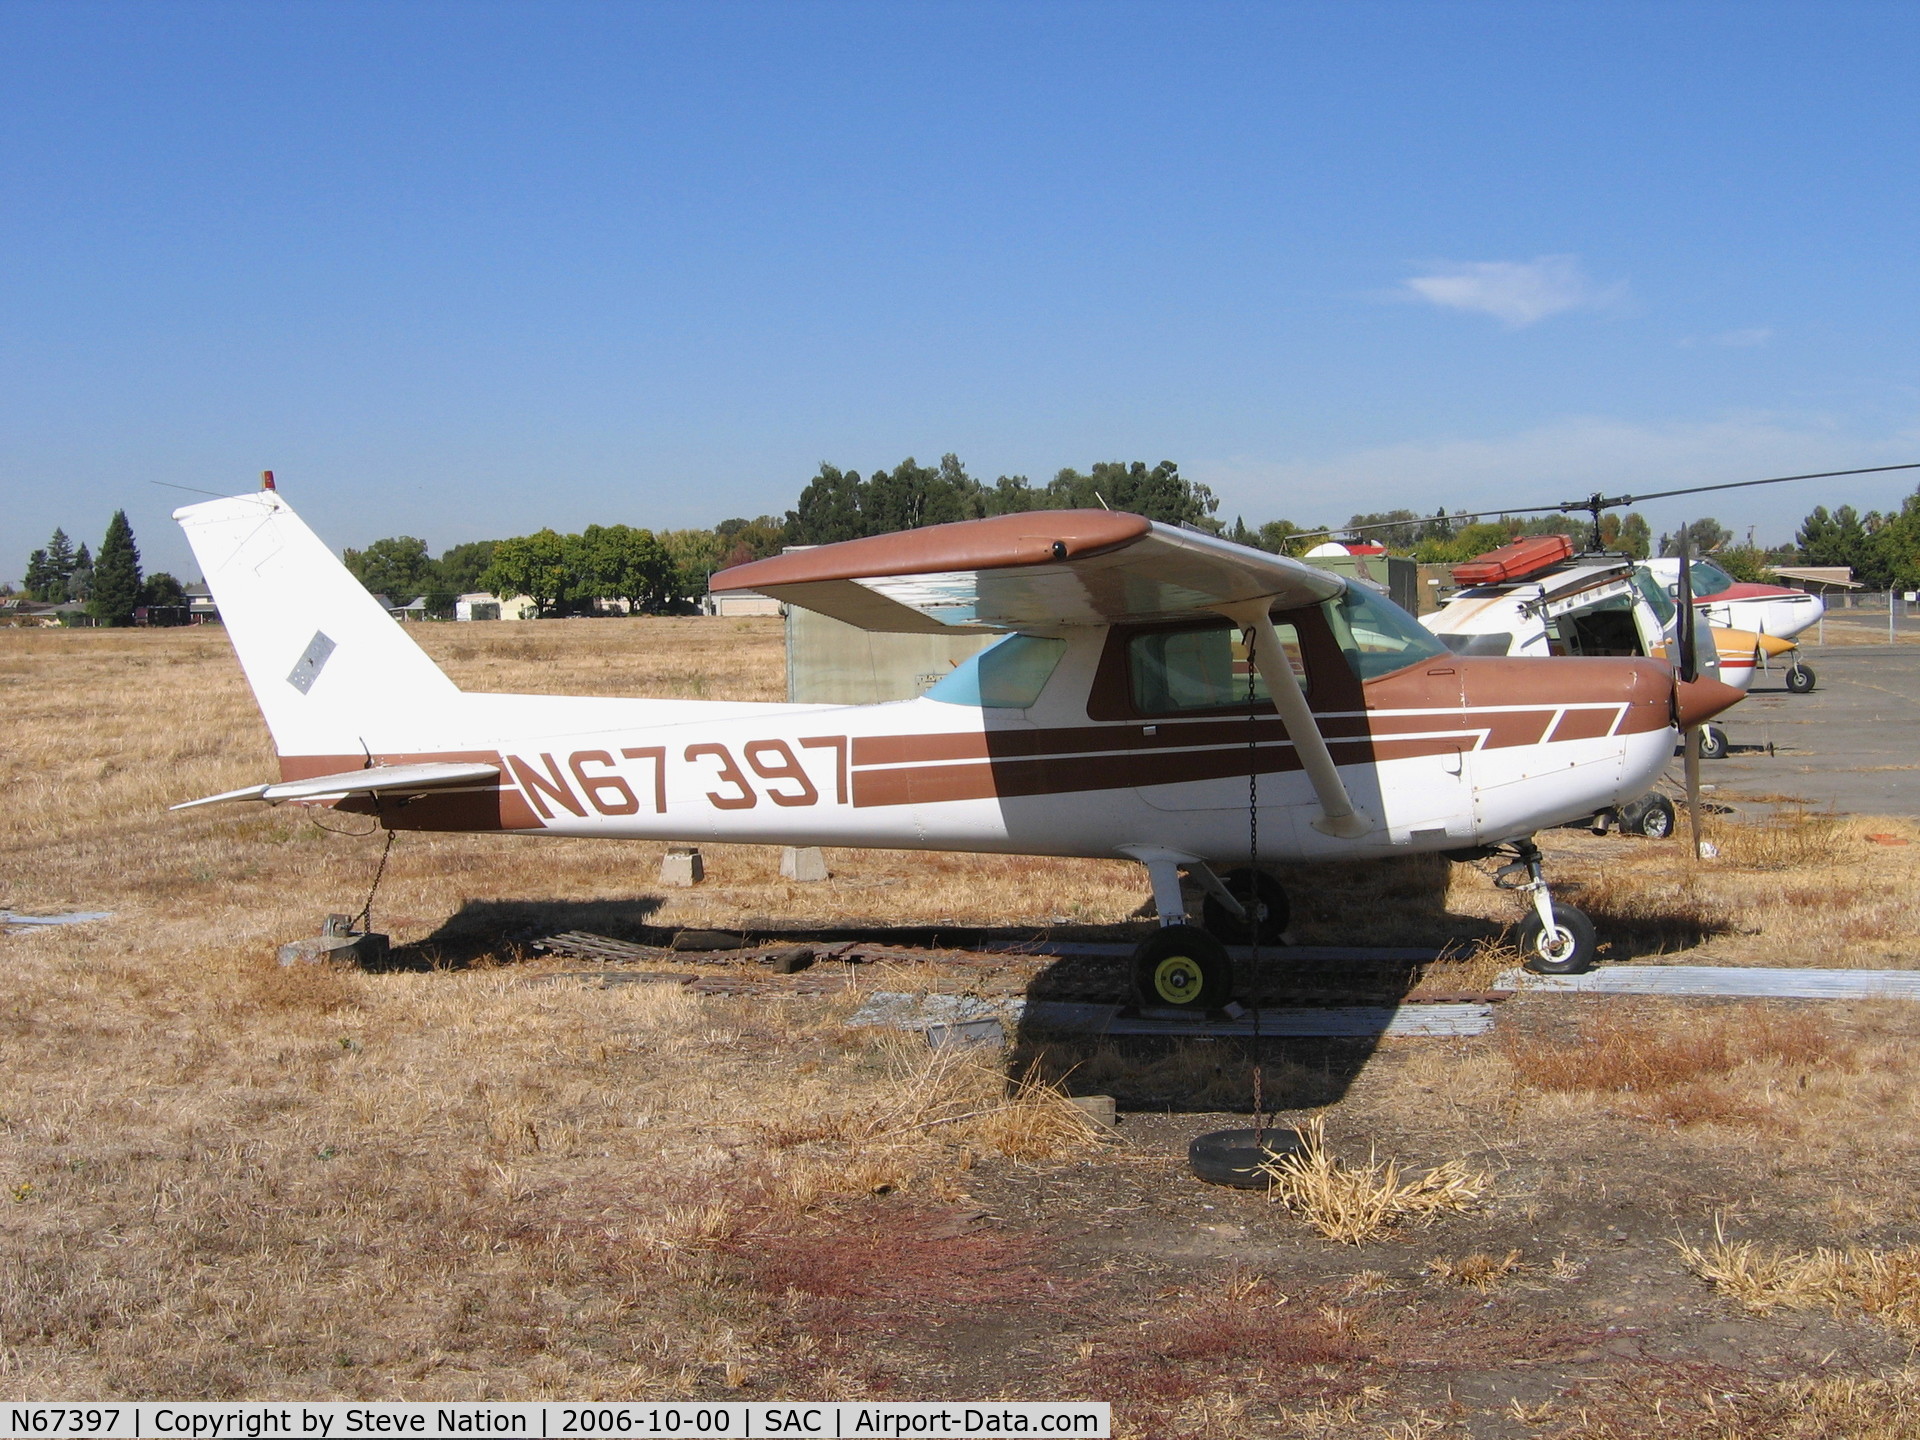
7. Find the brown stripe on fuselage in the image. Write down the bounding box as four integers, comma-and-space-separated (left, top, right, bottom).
852, 655, 1672, 807
1548, 707, 1624, 744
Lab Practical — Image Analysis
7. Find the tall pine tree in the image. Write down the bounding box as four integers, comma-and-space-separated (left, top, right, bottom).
88, 511, 142, 626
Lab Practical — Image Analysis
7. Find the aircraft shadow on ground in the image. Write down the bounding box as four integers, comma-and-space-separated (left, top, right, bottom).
377, 895, 667, 971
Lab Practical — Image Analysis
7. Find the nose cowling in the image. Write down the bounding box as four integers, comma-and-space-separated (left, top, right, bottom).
1674, 674, 1744, 729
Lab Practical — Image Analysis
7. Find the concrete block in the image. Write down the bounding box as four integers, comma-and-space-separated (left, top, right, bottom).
780, 846, 830, 882
925, 1017, 1006, 1050
659, 847, 704, 887
278, 931, 388, 968
1069, 1095, 1118, 1129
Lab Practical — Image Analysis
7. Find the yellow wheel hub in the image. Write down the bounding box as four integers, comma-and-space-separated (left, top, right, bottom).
1152, 953, 1204, 1005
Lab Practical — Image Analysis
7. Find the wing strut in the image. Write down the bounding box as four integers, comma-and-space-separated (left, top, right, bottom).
1215, 599, 1370, 839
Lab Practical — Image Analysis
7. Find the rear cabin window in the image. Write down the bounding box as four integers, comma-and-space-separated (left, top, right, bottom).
924, 633, 1067, 709
1128, 621, 1307, 715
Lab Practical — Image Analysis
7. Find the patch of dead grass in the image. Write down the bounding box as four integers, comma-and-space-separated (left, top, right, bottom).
1259, 1117, 1489, 1244
1706, 808, 1848, 870
1677, 1220, 1920, 1334
1504, 1006, 1853, 1126
1425, 1250, 1523, 1290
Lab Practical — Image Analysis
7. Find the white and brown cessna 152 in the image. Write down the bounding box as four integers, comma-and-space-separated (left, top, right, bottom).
172, 482, 1743, 1005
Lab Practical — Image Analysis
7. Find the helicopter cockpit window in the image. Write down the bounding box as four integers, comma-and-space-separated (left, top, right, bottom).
924, 633, 1067, 709
1128, 621, 1307, 715
1323, 585, 1450, 681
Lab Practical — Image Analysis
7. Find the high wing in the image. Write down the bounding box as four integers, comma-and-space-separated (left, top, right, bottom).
171, 761, 501, 811
710, 510, 1345, 633
713, 510, 1371, 836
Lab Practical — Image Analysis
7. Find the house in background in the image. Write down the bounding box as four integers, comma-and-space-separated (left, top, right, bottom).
455, 591, 532, 621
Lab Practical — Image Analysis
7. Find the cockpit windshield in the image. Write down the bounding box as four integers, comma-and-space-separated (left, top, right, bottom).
1323, 584, 1449, 681
1688, 560, 1735, 597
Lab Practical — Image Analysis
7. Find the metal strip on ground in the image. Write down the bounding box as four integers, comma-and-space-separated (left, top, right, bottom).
980, 941, 1444, 963
847, 991, 1492, 1038
1500, 965, 1920, 999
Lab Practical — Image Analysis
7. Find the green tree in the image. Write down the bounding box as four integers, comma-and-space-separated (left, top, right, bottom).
862, 454, 983, 533
343, 536, 437, 603
785, 464, 868, 545
436, 540, 500, 594
1798, 504, 1870, 574
574, 524, 671, 612
983, 475, 1038, 515
31, 528, 77, 601
1253, 519, 1318, 556
1045, 460, 1218, 529
87, 511, 142, 626
479, 530, 571, 617
141, 572, 186, 607
659, 529, 728, 603
1659, 518, 1731, 558
1868, 486, 1920, 591
23, 550, 51, 601
67, 542, 92, 602
1616, 512, 1653, 560
1343, 510, 1423, 550
713, 515, 788, 569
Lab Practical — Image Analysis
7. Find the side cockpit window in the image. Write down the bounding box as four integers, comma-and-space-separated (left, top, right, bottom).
1127, 621, 1307, 715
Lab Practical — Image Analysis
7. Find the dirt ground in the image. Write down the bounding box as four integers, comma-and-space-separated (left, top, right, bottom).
6, 619, 1920, 1437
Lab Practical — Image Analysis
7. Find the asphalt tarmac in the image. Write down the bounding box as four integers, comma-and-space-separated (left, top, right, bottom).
1708, 644, 1920, 818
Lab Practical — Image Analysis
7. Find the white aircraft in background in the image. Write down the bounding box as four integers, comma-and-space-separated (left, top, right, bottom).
171, 481, 1741, 1002
1642, 556, 1827, 645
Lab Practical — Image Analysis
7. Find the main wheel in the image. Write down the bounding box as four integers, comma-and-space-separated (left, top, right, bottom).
1516, 901, 1598, 975
1201, 867, 1290, 945
1621, 793, 1675, 839
1131, 925, 1234, 1011
1697, 724, 1730, 761
1786, 664, 1816, 694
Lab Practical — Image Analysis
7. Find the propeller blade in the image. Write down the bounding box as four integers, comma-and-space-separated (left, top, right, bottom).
1675, 524, 1699, 684
1684, 725, 1704, 860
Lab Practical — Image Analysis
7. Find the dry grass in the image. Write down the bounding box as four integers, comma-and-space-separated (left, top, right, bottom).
1424, 1249, 1522, 1290
1545, 1371, 1920, 1440
1503, 1006, 1853, 1126
1677, 1219, 1920, 1334
1258, 1118, 1489, 1244
1704, 807, 1847, 870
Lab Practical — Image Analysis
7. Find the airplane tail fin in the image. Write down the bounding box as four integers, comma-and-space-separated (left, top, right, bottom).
174, 491, 461, 759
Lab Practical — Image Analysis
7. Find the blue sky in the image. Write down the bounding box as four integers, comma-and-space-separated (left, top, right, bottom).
5, 1, 1919, 582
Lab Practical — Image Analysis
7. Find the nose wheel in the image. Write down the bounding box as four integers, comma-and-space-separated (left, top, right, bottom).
1496, 838, 1599, 975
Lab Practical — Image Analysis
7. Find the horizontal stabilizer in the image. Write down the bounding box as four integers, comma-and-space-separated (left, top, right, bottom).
171, 761, 500, 811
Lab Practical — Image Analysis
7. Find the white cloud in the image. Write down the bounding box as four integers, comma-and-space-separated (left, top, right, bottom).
1399, 255, 1623, 328
1193, 414, 1920, 545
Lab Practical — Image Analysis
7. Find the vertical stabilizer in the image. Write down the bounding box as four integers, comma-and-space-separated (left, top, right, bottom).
175, 492, 459, 757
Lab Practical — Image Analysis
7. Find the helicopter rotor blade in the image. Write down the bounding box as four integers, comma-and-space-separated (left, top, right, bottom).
1291, 461, 1919, 544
